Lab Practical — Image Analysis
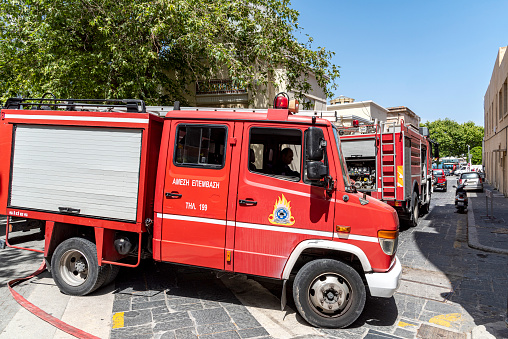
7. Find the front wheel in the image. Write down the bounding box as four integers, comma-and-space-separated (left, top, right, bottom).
51, 237, 107, 296
293, 259, 366, 328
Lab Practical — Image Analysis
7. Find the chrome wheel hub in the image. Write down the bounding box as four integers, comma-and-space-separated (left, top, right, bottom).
59, 250, 88, 287
309, 273, 350, 315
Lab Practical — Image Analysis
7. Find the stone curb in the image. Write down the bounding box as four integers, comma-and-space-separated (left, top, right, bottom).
467, 198, 508, 255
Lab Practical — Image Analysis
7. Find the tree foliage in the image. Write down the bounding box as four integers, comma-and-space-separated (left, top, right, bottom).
0, 0, 340, 106
420, 119, 484, 158
470, 146, 482, 165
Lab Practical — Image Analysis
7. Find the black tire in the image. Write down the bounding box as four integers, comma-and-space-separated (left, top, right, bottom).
102, 264, 121, 287
420, 202, 429, 215
410, 192, 419, 227
443, 186, 447, 192
458, 207, 465, 213
293, 259, 366, 328
51, 237, 107, 296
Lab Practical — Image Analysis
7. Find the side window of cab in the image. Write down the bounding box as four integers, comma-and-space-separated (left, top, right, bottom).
248, 127, 302, 181
174, 124, 227, 168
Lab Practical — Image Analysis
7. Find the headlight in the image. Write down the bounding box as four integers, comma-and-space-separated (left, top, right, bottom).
378, 230, 399, 255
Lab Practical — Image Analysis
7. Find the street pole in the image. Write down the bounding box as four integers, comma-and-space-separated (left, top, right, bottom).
467, 145, 471, 170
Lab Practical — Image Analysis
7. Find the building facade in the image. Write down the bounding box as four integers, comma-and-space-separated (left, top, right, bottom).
190, 69, 327, 110
484, 46, 508, 195
326, 99, 388, 126
386, 106, 420, 128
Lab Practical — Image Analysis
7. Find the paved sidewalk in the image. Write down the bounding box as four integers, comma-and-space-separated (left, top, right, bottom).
466, 183, 508, 338
467, 183, 508, 254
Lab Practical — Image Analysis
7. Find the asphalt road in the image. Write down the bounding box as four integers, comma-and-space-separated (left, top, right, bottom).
1, 178, 507, 338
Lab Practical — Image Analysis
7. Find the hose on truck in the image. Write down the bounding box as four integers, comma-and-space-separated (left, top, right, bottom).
7, 261, 101, 339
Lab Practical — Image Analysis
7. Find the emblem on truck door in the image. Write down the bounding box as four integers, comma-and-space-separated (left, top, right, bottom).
268, 194, 295, 225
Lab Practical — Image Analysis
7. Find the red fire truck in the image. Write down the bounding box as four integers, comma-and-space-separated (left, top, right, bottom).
1, 96, 401, 329
336, 121, 433, 227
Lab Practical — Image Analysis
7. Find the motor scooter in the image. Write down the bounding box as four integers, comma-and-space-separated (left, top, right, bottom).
453, 182, 468, 213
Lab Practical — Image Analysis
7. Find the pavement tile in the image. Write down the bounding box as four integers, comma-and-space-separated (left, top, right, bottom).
110, 324, 153, 339
199, 330, 241, 339
112, 298, 131, 312
122, 309, 153, 327
171, 303, 205, 312
197, 321, 237, 335
132, 299, 167, 310
393, 327, 416, 338
237, 327, 270, 338
153, 311, 190, 323
166, 296, 202, 306
153, 319, 194, 332
191, 308, 231, 325
228, 310, 261, 329
174, 328, 199, 339
363, 329, 402, 338
424, 300, 464, 314
321, 326, 368, 338
160, 331, 177, 339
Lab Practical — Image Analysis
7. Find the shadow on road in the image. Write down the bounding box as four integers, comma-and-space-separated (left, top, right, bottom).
401, 188, 508, 334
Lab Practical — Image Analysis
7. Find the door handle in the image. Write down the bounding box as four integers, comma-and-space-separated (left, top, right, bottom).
58, 207, 81, 214
165, 192, 182, 198
239, 199, 257, 206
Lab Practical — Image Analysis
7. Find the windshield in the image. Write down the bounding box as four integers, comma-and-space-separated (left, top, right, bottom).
462, 173, 479, 179
332, 125, 351, 187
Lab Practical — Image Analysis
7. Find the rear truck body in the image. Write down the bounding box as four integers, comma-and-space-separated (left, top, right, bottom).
334, 122, 433, 227
1, 97, 401, 328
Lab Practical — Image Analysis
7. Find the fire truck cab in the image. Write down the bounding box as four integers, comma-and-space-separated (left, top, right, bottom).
1, 97, 402, 328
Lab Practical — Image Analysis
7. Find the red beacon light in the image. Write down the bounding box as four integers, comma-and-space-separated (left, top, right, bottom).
273, 92, 289, 109
273, 92, 299, 113
352, 120, 359, 127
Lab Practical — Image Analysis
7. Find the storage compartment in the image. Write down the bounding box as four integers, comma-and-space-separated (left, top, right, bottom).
9, 125, 142, 222
345, 158, 377, 191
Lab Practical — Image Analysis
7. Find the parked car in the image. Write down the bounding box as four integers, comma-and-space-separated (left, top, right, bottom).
432, 169, 447, 191
454, 166, 468, 176
458, 172, 483, 192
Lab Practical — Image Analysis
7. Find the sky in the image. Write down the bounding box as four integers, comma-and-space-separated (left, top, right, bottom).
290, 0, 508, 126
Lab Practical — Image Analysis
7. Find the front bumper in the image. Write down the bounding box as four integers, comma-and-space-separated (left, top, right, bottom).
463, 184, 483, 191
365, 257, 402, 298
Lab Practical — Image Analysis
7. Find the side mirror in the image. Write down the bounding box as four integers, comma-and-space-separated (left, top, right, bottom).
307, 161, 328, 180
306, 127, 325, 161
434, 144, 440, 159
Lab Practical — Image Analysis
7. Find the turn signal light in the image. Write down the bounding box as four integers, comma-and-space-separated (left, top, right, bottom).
336, 225, 351, 239
378, 230, 398, 239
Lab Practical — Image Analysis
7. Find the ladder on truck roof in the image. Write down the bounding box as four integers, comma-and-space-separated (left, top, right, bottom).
380, 122, 397, 201
3, 97, 146, 113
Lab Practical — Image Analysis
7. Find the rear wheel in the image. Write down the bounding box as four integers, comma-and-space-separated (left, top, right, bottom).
293, 259, 366, 328
410, 192, 419, 227
51, 237, 107, 296
102, 264, 121, 287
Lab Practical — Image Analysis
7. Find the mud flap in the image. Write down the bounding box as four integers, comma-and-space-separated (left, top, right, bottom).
281, 279, 287, 311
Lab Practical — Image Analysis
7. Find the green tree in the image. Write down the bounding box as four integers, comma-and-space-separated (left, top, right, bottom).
470, 146, 482, 165
0, 0, 340, 106
421, 119, 484, 158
